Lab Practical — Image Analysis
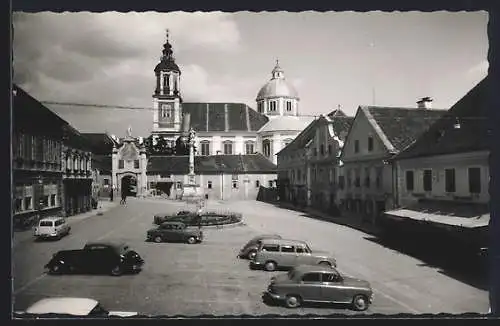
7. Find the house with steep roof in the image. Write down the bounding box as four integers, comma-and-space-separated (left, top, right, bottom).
384, 77, 490, 246
338, 101, 446, 224
276, 109, 354, 211
146, 153, 277, 200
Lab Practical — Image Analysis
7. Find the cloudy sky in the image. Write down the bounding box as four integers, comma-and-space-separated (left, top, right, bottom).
13, 11, 489, 137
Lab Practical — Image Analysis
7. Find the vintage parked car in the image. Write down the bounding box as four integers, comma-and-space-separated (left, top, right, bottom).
264, 265, 373, 311
146, 221, 203, 244
34, 217, 71, 240
238, 234, 283, 260
15, 297, 138, 317
250, 239, 337, 271
45, 242, 144, 276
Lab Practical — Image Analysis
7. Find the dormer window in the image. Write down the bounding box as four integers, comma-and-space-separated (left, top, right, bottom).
269, 101, 277, 112
286, 101, 292, 111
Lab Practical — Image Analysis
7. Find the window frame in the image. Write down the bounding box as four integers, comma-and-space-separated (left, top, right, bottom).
423, 169, 433, 192
405, 170, 414, 191
445, 168, 456, 193
468, 167, 481, 194
223, 141, 233, 155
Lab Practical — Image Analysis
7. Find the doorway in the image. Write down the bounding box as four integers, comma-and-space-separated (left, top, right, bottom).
121, 175, 138, 197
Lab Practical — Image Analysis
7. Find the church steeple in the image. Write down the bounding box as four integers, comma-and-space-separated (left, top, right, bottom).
154, 29, 181, 98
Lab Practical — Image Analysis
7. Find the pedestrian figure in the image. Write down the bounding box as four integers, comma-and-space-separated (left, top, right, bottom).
120, 193, 127, 205
110, 190, 114, 202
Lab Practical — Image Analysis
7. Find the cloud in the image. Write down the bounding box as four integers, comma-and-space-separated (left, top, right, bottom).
13, 12, 241, 107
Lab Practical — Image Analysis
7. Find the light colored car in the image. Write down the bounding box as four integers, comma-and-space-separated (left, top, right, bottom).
264, 265, 373, 311
34, 217, 71, 240
238, 234, 282, 260
15, 297, 138, 317
250, 239, 337, 271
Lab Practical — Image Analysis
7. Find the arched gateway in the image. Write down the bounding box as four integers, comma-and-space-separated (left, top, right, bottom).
111, 128, 147, 198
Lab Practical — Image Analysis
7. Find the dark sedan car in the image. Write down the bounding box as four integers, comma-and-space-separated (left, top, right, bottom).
264, 265, 373, 311
45, 242, 144, 276
147, 221, 203, 244
238, 234, 282, 260
154, 211, 193, 225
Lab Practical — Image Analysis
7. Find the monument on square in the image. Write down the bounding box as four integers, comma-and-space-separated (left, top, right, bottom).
181, 127, 202, 202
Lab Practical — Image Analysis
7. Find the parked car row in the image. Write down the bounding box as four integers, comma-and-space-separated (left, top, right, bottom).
153, 210, 242, 226
238, 234, 373, 311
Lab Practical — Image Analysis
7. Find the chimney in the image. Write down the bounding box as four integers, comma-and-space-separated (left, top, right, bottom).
417, 97, 433, 109
181, 113, 191, 135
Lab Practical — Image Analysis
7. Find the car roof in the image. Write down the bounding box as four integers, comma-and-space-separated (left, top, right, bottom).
252, 234, 281, 241
292, 264, 339, 274
26, 297, 98, 315
84, 241, 128, 250
259, 238, 309, 246
39, 216, 64, 221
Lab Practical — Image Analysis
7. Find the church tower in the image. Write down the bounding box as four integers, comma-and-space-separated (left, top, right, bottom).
152, 30, 182, 140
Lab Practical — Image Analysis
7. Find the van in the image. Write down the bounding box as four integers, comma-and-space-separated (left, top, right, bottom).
34, 217, 71, 240
250, 238, 337, 272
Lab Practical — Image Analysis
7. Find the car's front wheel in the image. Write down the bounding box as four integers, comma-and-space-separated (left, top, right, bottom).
352, 294, 369, 311
154, 236, 163, 243
111, 265, 123, 276
48, 263, 63, 275
187, 236, 197, 244
284, 295, 302, 308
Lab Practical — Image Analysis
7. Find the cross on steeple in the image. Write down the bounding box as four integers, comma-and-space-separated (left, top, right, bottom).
166, 28, 170, 42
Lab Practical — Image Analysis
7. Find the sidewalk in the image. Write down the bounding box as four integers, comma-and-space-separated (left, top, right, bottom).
13, 200, 119, 248
273, 201, 382, 236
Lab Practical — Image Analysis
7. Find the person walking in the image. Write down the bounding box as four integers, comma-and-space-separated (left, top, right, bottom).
120, 192, 127, 205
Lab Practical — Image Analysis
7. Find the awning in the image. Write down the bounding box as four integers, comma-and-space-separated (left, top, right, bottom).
384, 207, 489, 229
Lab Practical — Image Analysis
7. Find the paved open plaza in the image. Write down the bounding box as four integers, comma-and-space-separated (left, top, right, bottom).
13, 198, 490, 316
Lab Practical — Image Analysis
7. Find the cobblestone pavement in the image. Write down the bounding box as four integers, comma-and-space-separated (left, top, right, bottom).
12, 198, 490, 316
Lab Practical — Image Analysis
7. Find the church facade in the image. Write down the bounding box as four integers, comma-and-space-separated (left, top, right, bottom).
110, 33, 315, 200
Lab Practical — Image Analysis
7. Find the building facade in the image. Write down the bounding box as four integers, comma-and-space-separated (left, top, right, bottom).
60, 124, 94, 217
338, 102, 446, 224
12, 85, 66, 226
385, 77, 490, 248
112, 133, 148, 198
277, 109, 353, 212
82, 133, 116, 198
146, 154, 277, 201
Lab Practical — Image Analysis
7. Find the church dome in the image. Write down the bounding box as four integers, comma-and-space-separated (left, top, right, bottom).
258, 116, 315, 133
154, 37, 181, 74
256, 61, 299, 101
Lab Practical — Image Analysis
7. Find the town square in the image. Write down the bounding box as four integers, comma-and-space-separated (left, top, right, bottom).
11, 10, 495, 317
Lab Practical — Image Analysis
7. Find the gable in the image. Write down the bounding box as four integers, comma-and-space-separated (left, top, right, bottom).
340, 108, 389, 162
276, 117, 318, 156
119, 142, 140, 160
